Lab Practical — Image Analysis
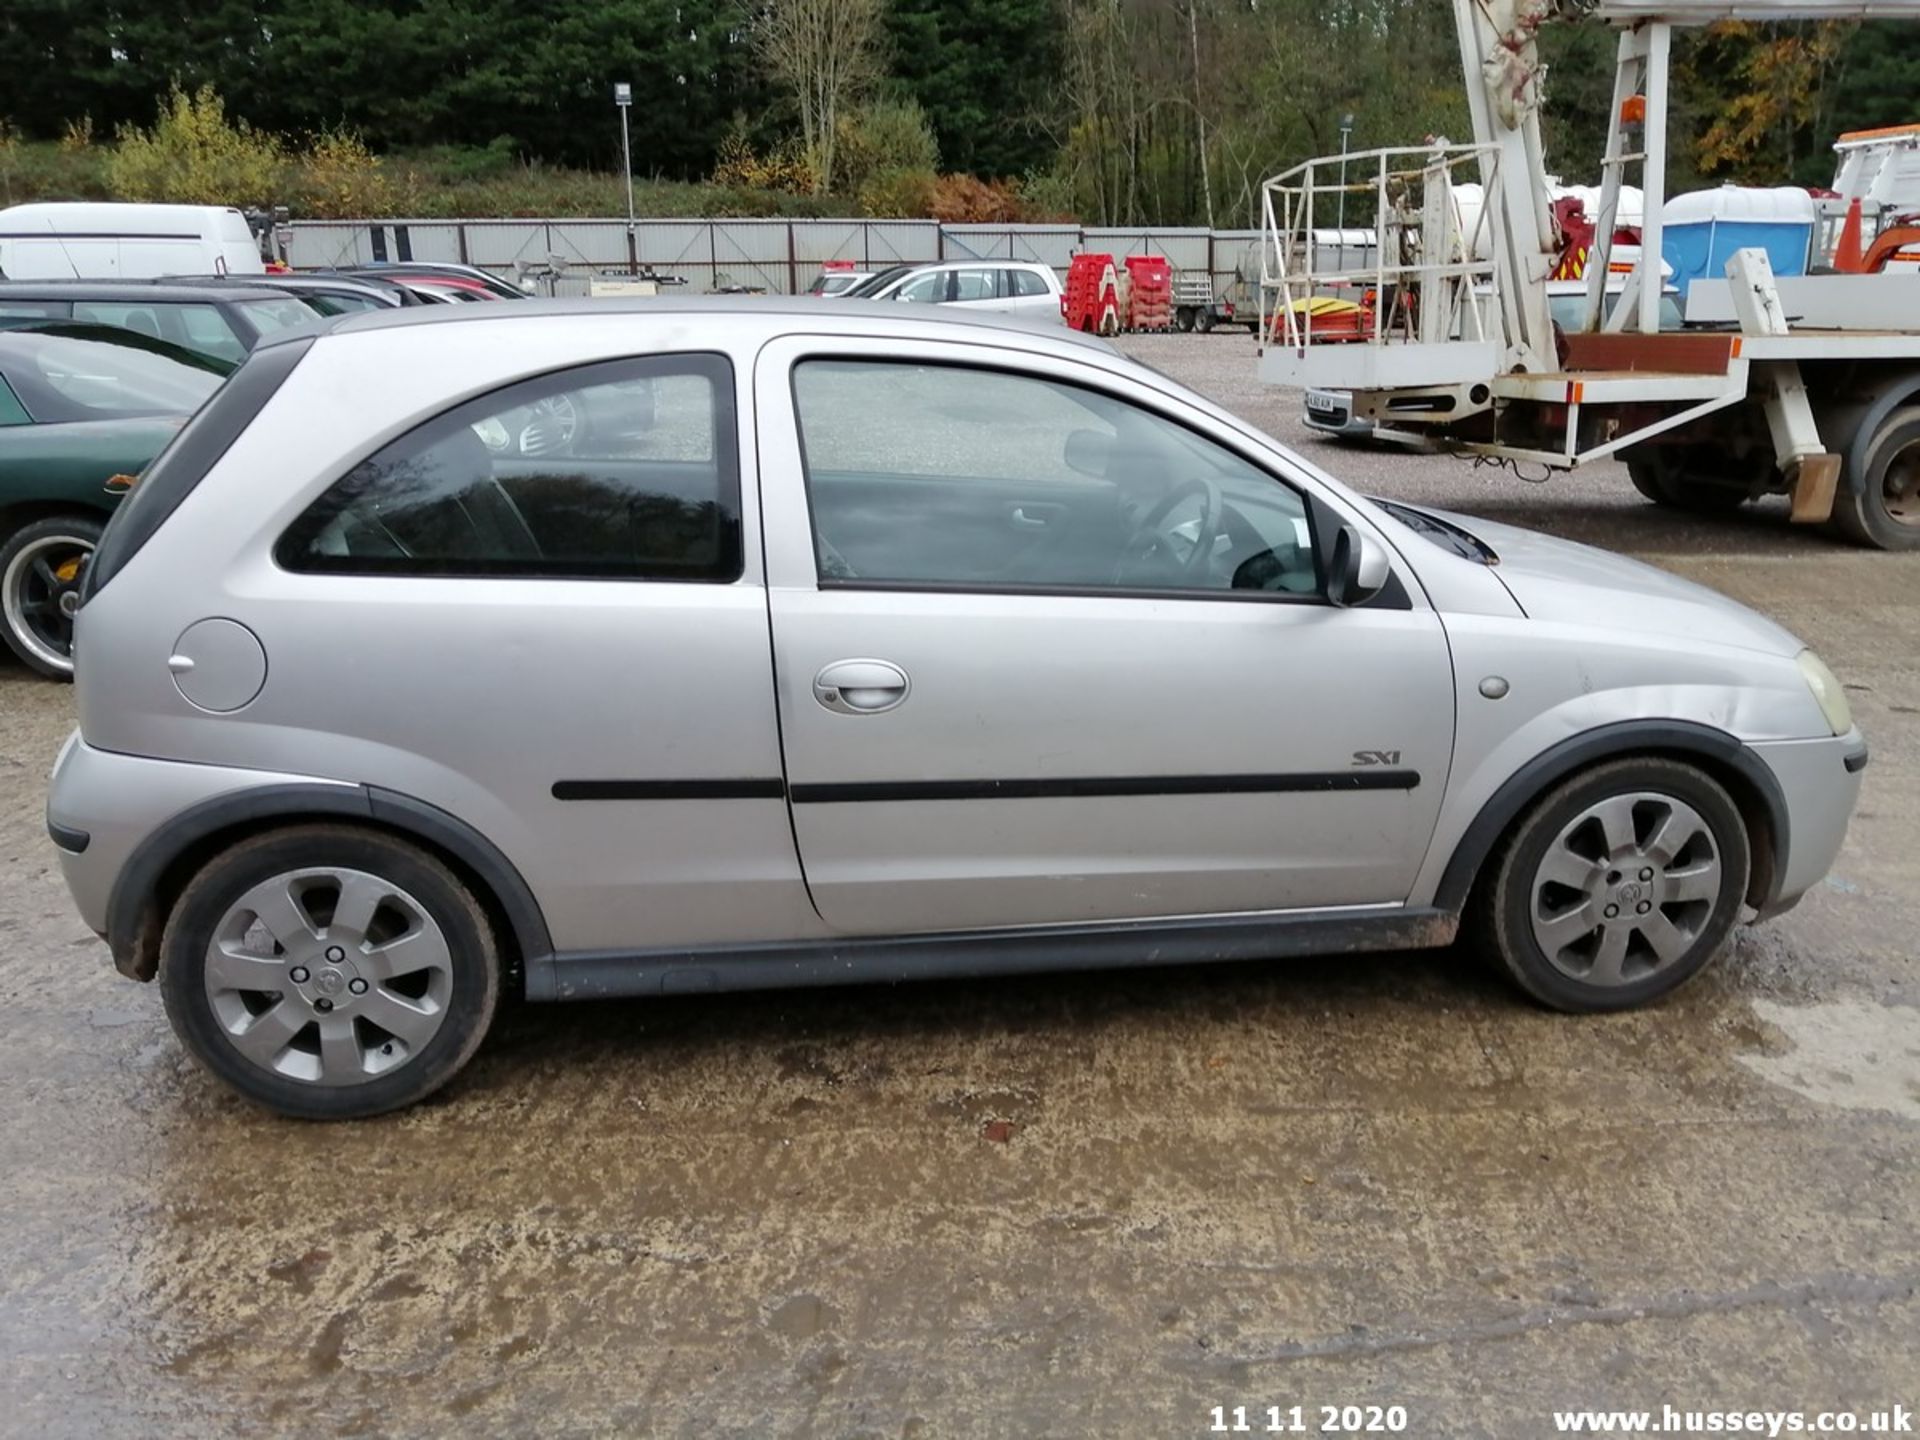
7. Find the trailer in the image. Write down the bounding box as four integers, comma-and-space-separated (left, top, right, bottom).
1256, 0, 1920, 550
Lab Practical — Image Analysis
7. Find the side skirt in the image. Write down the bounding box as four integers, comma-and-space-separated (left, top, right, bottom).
526, 907, 1459, 1002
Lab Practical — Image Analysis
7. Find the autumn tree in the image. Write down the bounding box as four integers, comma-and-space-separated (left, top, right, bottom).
753, 0, 886, 193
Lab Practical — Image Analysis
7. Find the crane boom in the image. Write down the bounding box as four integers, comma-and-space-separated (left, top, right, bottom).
1254, 0, 1920, 547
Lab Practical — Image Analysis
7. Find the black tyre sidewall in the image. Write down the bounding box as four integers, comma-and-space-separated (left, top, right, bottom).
1625, 455, 1748, 513
0, 514, 104, 680
1485, 759, 1750, 1012
159, 826, 500, 1119
1834, 408, 1920, 551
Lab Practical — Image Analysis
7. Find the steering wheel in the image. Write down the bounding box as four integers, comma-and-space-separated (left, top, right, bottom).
1117, 478, 1223, 584
475, 394, 582, 458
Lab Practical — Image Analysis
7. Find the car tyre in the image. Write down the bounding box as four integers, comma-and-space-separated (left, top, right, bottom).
1473, 757, 1750, 1012
159, 824, 501, 1119
0, 513, 104, 680
1830, 404, 1920, 551
1626, 455, 1751, 514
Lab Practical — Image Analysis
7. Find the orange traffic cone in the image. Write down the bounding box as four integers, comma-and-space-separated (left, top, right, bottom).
1835, 196, 1866, 273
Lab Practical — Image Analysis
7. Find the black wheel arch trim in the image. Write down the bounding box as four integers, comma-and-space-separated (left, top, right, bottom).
1432, 719, 1791, 915
104, 781, 553, 982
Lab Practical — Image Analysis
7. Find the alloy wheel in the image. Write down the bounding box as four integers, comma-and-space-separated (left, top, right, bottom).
203, 867, 455, 1086
1, 532, 93, 674
1528, 791, 1724, 987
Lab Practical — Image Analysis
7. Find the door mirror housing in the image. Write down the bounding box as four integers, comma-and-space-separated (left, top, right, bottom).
1327, 524, 1390, 607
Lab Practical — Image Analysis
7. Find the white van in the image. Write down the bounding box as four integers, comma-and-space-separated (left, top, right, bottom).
0, 202, 265, 280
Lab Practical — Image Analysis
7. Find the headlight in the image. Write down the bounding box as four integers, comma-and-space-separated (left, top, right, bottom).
1796, 649, 1852, 736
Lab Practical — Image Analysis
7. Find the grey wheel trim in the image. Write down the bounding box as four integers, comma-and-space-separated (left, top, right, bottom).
2, 530, 94, 674
203, 866, 455, 1086
1528, 790, 1724, 987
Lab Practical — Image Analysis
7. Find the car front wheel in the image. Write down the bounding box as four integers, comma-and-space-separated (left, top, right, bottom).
1475, 758, 1751, 1011
159, 825, 501, 1119
0, 514, 103, 680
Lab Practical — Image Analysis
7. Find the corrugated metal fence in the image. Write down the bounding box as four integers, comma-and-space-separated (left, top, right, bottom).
287, 218, 1268, 297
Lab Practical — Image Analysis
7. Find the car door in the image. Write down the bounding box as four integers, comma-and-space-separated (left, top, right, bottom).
258, 348, 814, 952
946, 266, 1004, 311
1004, 267, 1055, 318
755, 334, 1456, 936
890, 270, 949, 305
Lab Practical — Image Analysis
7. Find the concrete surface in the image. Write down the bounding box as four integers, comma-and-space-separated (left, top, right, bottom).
2, 330, 1915, 1438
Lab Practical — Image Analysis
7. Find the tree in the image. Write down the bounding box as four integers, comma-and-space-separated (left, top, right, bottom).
886, 0, 1059, 178
752, 0, 886, 193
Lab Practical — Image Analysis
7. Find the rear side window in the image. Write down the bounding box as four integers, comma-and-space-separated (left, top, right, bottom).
1008, 269, 1051, 298
278, 353, 740, 582
84, 337, 312, 598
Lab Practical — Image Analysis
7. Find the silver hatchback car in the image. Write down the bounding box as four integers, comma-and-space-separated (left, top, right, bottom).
48, 300, 1866, 1118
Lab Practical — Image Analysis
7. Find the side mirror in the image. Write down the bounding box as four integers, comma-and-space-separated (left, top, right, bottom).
1327, 524, 1390, 607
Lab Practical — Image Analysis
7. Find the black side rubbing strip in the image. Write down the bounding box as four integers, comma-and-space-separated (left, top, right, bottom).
789, 771, 1421, 804
552, 779, 787, 801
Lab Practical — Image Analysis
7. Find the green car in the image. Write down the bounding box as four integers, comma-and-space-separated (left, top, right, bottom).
0, 321, 231, 678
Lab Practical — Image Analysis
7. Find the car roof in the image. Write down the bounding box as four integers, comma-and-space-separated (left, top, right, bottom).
894, 259, 1052, 272
0, 280, 297, 303
294, 294, 1113, 354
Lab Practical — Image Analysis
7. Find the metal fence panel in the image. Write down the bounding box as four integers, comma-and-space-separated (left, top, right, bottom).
862, 221, 939, 269
288, 217, 1275, 293
459, 223, 552, 269
1084, 227, 1213, 271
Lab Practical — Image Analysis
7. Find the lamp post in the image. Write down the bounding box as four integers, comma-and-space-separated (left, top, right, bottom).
1336, 113, 1355, 267
614, 82, 635, 247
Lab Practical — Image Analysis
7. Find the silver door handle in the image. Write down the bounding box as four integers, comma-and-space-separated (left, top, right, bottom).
814, 659, 910, 715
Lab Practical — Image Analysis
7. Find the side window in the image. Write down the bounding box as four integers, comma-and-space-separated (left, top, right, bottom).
0, 376, 29, 426
73, 302, 163, 341
0, 300, 67, 319
894, 271, 947, 304
792, 360, 1318, 597
170, 305, 249, 363
1009, 269, 1050, 298
279, 353, 741, 581
951, 268, 997, 301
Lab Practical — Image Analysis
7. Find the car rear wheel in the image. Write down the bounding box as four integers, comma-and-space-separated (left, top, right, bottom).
0, 514, 103, 680
159, 825, 501, 1119
1474, 758, 1750, 1012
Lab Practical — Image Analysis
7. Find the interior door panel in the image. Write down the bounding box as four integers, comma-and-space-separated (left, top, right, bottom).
806, 469, 1125, 587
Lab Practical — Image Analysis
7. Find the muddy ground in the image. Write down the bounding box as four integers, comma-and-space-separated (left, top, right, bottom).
1, 330, 1915, 1438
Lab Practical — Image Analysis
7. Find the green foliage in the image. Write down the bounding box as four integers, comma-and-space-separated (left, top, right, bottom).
1015, 164, 1077, 223
857, 166, 939, 218
3, 0, 1913, 223
288, 128, 407, 218
835, 99, 941, 198
709, 132, 820, 197
106, 85, 284, 208
886, 0, 1059, 178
